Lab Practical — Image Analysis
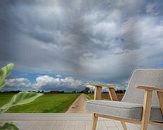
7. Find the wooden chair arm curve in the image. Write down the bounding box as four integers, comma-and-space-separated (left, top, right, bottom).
89, 83, 118, 101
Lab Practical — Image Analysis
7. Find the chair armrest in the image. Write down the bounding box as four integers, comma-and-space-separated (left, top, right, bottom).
89, 83, 118, 101
137, 86, 163, 92
157, 91, 163, 114
137, 86, 163, 116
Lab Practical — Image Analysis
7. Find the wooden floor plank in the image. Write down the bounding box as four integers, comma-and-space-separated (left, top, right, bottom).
0, 113, 126, 130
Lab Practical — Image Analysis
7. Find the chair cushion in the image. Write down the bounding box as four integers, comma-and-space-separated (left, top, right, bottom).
86, 100, 163, 122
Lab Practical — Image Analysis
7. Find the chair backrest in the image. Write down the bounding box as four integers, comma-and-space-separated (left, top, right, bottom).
122, 69, 163, 107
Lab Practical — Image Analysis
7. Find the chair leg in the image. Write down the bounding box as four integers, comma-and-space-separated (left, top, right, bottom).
141, 122, 148, 130
92, 113, 98, 130
141, 90, 153, 130
121, 121, 127, 130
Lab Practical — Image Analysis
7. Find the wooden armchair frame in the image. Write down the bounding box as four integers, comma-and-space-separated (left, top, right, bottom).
89, 83, 163, 130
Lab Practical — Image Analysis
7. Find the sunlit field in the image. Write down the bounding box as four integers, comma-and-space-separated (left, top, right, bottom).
0, 93, 80, 113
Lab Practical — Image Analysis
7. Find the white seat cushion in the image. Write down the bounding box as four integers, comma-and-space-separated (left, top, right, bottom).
86, 100, 163, 122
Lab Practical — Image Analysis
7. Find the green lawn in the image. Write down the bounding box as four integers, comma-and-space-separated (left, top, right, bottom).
0, 93, 80, 113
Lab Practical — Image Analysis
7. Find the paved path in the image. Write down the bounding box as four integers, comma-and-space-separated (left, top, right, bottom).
66, 94, 87, 113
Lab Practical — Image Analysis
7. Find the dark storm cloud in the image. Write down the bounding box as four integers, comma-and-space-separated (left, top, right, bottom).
0, 0, 163, 86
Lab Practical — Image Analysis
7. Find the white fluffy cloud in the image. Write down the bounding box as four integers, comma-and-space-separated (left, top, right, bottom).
34, 75, 81, 89
5, 75, 82, 91
6, 78, 31, 88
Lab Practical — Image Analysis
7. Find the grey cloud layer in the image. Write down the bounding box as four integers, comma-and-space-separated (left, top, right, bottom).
0, 0, 163, 84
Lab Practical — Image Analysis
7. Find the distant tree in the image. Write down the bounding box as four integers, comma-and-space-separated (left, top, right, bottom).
82, 87, 90, 94
116, 89, 126, 93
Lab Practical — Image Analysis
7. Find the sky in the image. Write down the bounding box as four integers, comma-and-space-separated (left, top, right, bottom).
0, 0, 163, 92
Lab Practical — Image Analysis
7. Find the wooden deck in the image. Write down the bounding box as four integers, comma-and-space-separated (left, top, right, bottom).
0, 95, 142, 130
0, 113, 142, 130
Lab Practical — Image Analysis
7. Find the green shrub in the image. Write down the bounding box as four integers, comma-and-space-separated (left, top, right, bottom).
0, 63, 43, 130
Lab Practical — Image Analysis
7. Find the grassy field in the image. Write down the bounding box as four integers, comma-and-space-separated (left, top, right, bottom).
0, 93, 80, 113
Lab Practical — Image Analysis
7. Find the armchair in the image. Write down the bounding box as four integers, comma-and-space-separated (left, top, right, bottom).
86, 69, 163, 130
